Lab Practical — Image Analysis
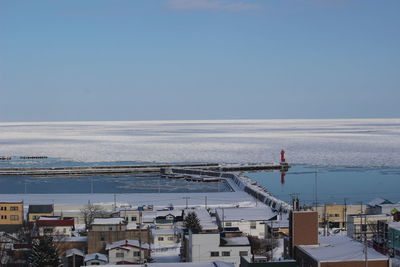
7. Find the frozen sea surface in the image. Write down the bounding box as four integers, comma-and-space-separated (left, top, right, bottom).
0, 119, 399, 167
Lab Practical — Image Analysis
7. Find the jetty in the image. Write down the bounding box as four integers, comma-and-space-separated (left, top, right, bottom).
0, 162, 288, 176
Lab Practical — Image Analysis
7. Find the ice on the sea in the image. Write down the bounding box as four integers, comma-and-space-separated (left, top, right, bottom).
0, 119, 399, 167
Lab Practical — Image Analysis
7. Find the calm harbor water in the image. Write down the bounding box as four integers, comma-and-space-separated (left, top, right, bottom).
246, 165, 400, 205
1, 159, 399, 204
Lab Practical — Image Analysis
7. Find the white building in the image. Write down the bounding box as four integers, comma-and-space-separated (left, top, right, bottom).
106, 239, 150, 264
215, 207, 275, 238
185, 232, 251, 267
84, 253, 108, 265
35, 217, 74, 237
152, 228, 180, 247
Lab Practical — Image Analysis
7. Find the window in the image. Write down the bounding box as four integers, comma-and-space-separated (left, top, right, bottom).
210, 251, 219, 257
225, 222, 232, 227
3, 215, 6, 220
116, 252, 124, 258
100, 236, 105, 241
222, 251, 230, 256
131, 216, 137, 221
133, 251, 141, 257
0, 207, 3, 211
108, 227, 113, 231
90, 263, 100, 265
10, 215, 19, 221
167, 236, 174, 241
158, 237, 164, 241
250, 222, 256, 229
10, 206, 18, 211
239, 251, 248, 256
63, 228, 67, 233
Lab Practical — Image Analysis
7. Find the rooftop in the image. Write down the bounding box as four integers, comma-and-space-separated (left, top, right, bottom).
299, 236, 389, 262
28, 204, 53, 214
84, 253, 108, 262
106, 239, 150, 251
92, 218, 125, 225
216, 207, 275, 222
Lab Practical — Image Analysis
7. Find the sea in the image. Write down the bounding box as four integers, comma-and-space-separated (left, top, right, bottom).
0, 119, 399, 205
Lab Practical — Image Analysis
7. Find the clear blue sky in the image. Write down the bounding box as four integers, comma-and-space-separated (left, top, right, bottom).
1, 0, 399, 121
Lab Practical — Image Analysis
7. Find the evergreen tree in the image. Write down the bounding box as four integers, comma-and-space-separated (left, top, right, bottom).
184, 211, 202, 233
28, 236, 60, 267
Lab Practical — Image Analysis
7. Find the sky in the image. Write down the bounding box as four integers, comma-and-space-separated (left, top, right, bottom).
0, 0, 399, 122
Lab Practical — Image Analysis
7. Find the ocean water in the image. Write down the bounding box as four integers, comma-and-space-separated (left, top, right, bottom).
246, 165, 400, 205
0, 119, 399, 167
0, 119, 399, 204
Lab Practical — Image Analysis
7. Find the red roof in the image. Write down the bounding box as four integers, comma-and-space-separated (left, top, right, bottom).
36, 219, 74, 227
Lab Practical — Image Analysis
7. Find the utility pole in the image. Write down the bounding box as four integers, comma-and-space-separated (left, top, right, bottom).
363, 213, 368, 267
314, 170, 318, 211
139, 210, 143, 264
113, 194, 117, 212
344, 198, 347, 231
205, 196, 207, 209
183, 197, 190, 209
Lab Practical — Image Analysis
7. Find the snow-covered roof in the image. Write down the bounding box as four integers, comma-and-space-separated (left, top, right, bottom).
106, 239, 150, 251
368, 197, 393, 207
54, 236, 87, 242
192, 208, 218, 231
101, 262, 234, 267
65, 248, 84, 258
92, 218, 125, 225
221, 236, 250, 246
156, 210, 182, 217
84, 253, 108, 262
216, 207, 275, 222
299, 236, 389, 262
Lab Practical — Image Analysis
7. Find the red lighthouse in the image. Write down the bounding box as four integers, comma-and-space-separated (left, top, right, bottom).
281, 150, 286, 163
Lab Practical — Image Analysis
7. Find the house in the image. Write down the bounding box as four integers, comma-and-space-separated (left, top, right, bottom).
35, 217, 74, 237
265, 219, 289, 238
106, 239, 150, 264
388, 222, 400, 257
313, 204, 364, 228
152, 228, 180, 247
191, 208, 219, 232
28, 204, 54, 222
65, 248, 85, 267
215, 207, 276, 238
154, 210, 184, 229
347, 214, 392, 240
0, 201, 24, 233
54, 236, 88, 256
88, 218, 149, 253
295, 236, 390, 267
240, 256, 297, 267
84, 253, 108, 265
184, 231, 252, 267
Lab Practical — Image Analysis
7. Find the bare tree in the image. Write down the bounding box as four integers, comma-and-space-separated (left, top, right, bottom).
80, 203, 108, 231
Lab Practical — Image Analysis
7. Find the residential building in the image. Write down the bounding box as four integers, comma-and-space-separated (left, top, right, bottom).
295, 236, 390, 267
184, 231, 252, 267
240, 257, 297, 267
84, 253, 108, 265
65, 248, 84, 267
35, 217, 74, 237
106, 239, 150, 264
88, 218, 149, 253
152, 228, 180, 247
313, 204, 364, 228
0, 201, 24, 225
28, 204, 54, 222
215, 207, 275, 238
347, 214, 392, 240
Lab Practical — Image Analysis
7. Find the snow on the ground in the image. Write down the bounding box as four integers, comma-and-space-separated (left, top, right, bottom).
0, 119, 399, 167
1, 191, 258, 207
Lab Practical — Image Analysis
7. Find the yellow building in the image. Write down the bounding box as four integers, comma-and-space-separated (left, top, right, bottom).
313, 204, 364, 228
0, 201, 24, 225
27, 204, 54, 222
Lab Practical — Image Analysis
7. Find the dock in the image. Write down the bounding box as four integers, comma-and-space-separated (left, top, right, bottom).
0, 162, 288, 176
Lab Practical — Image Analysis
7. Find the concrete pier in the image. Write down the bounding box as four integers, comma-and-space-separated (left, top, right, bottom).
0, 162, 288, 176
